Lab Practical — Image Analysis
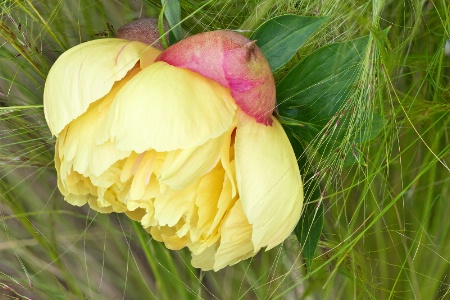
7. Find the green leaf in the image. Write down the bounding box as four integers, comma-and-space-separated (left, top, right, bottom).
161, 0, 183, 44
285, 128, 309, 173
277, 36, 370, 140
354, 113, 385, 143
294, 179, 324, 269
251, 15, 328, 71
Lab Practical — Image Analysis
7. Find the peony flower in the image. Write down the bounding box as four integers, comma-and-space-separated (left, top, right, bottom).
44, 28, 303, 271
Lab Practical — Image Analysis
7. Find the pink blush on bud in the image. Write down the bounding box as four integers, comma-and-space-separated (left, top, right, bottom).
222, 44, 275, 125
156, 30, 276, 125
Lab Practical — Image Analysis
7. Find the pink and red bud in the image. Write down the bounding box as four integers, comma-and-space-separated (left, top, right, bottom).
117, 20, 276, 125
156, 31, 276, 125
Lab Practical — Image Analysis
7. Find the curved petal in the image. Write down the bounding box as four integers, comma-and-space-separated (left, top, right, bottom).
44, 38, 161, 136
153, 180, 199, 227
207, 163, 236, 236
97, 62, 237, 153
191, 200, 255, 271
57, 68, 142, 179
158, 133, 228, 190
213, 199, 255, 271
150, 225, 188, 250
191, 245, 216, 271
194, 168, 225, 236
235, 115, 304, 250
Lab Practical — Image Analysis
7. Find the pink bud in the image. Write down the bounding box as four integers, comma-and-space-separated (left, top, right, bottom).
116, 18, 165, 50
156, 30, 275, 125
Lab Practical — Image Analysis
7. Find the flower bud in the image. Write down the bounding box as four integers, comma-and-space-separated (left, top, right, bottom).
156, 30, 276, 125
116, 18, 165, 50
44, 27, 303, 271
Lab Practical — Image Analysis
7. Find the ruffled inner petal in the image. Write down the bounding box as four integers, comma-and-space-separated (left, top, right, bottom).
213, 199, 255, 271
153, 179, 199, 227
158, 133, 228, 190
194, 168, 224, 232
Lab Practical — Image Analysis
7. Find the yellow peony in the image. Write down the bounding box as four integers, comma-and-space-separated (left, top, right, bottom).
44, 30, 303, 271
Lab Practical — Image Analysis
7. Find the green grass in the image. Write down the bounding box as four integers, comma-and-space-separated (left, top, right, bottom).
1, 0, 449, 299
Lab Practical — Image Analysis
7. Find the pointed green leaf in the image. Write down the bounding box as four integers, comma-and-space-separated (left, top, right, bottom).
354, 113, 385, 143
251, 15, 328, 71
161, 0, 183, 43
285, 128, 308, 173
277, 36, 370, 139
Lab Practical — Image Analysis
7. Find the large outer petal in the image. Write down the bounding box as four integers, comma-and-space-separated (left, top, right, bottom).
98, 61, 237, 153
235, 115, 303, 250
57, 68, 141, 179
44, 38, 160, 136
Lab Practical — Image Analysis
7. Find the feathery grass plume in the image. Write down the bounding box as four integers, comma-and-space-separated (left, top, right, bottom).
1, 0, 449, 299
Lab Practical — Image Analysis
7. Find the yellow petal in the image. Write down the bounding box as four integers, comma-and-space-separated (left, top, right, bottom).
158, 134, 226, 190
44, 38, 160, 136
191, 245, 217, 271
119, 152, 141, 183
208, 162, 236, 235
219, 126, 237, 198
150, 225, 188, 250
137, 203, 157, 228
213, 199, 255, 271
65, 193, 90, 207
57, 68, 141, 178
153, 181, 198, 227
96, 188, 127, 212
90, 164, 122, 188
57, 171, 90, 206
235, 115, 304, 250
97, 61, 237, 153
129, 151, 157, 200
184, 166, 235, 255
125, 208, 146, 222
195, 168, 225, 234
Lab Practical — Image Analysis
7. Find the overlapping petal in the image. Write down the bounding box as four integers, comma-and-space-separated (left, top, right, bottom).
57, 67, 141, 179
213, 199, 255, 270
158, 133, 227, 190
235, 114, 304, 250
44, 38, 160, 136
97, 62, 237, 153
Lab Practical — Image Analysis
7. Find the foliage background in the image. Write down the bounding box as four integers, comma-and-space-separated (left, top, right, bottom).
0, 0, 449, 299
